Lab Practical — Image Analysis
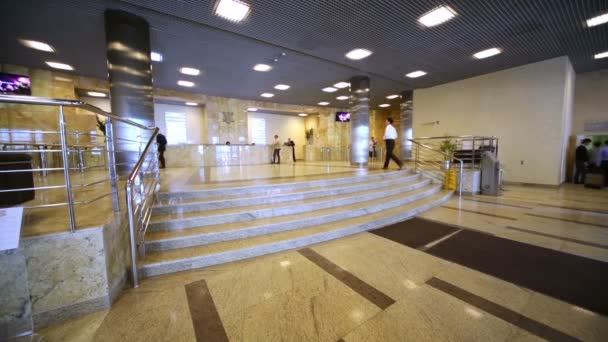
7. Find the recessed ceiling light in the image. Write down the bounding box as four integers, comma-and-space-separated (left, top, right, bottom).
185, 102, 198, 106
418, 6, 457, 27
586, 12, 608, 27
45, 61, 74, 71
386, 94, 399, 99
274, 84, 290, 90
473, 48, 502, 59
180, 67, 200, 76
595, 51, 608, 59
334, 82, 350, 88
322, 87, 338, 92
298, 113, 308, 117
247, 107, 258, 111
336, 96, 349, 100
215, 0, 251, 22
379, 104, 390, 108
253, 63, 272, 72
318, 101, 330, 106
406, 70, 427, 78
151, 52, 163, 62
177, 80, 195, 87
261, 93, 274, 98
87, 91, 106, 98
345, 48, 373, 60
19, 39, 55, 52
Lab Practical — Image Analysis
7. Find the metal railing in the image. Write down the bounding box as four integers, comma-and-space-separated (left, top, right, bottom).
413, 135, 498, 169
409, 139, 464, 196
0, 94, 159, 287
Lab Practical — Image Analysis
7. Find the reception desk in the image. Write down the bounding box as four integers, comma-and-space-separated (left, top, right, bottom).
164, 144, 296, 167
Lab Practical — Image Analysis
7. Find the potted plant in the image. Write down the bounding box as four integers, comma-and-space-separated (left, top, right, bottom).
305, 128, 314, 145
439, 138, 456, 170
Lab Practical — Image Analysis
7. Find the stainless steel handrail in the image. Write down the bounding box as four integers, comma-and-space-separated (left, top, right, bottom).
414, 135, 497, 140
409, 139, 464, 196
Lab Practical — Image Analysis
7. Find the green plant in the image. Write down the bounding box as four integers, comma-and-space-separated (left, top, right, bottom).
305, 128, 314, 142
439, 139, 456, 160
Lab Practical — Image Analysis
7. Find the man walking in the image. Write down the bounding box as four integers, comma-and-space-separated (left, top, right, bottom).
383, 118, 403, 170
271, 134, 281, 164
574, 138, 591, 184
156, 132, 167, 169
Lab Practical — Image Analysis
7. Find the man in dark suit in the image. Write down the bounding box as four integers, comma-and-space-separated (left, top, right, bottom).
574, 138, 591, 184
156, 132, 167, 169
286, 138, 296, 162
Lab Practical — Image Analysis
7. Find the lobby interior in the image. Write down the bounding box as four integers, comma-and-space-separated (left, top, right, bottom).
1, 0, 608, 341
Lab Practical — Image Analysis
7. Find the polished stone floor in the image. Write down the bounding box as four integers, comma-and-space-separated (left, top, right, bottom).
38, 178, 608, 341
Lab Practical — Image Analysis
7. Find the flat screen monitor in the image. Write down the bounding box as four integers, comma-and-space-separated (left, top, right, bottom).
335, 111, 350, 122
0, 73, 31, 95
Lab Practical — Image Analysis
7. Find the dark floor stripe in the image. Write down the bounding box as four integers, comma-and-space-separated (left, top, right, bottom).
505, 225, 608, 250
371, 217, 460, 249
299, 248, 395, 310
463, 198, 534, 209
185, 279, 229, 342
427, 278, 581, 342
426, 229, 608, 316
440, 206, 518, 221
538, 203, 608, 215
524, 213, 608, 228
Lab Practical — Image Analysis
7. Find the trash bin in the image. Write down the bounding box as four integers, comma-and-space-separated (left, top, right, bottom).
0, 153, 35, 206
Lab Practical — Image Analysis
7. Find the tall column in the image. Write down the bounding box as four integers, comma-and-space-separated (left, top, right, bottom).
399, 90, 414, 161
349, 76, 370, 167
104, 10, 154, 171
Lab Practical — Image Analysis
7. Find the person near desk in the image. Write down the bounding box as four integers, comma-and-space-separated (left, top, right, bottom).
383, 118, 403, 170
156, 132, 167, 169
590, 141, 602, 167
286, 138, 296, 162
271, 134, 281, 164
574, 138, 591, 184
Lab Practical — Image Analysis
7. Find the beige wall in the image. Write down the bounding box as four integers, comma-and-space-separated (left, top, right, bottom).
153, 103, 206, 144
413, 56, 574, 185
247, 112, 306, 157
573, 69, 608, 135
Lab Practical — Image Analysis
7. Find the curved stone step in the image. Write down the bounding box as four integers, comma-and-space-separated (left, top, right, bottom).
145, 183, 442, 252
139, 190, 453, 277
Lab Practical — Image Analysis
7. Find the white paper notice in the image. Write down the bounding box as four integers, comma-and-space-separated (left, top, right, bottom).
0, 207, 24, 251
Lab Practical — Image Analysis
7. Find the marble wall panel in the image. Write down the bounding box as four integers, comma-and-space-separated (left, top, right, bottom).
102, 214, 130, 303
0, 248, 33, 339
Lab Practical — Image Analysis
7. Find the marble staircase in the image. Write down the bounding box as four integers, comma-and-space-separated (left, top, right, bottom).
140, 170, 452, 277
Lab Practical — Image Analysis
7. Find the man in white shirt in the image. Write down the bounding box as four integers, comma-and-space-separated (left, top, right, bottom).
271, 134, 281, 164
383, 118, 403, 170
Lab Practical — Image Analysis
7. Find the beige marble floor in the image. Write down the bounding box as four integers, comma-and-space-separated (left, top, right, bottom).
38, 183, 608, 341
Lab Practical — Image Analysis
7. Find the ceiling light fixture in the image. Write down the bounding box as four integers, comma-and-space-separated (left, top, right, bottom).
150, 52, 163, 62
345, 48, 373, 60
180, 67, 200, 76
318, 101, 330, 106
418, 5, 457, 27
247, 107, 258, 111
379, 104, 390, 108
177, 80, 195, 87
253, 63, 272, 72
334, 82, 350, 88
595, 51, 608, 59
87, 91, 106, 98
260, 93, 274, 98
406, 70, 427, 78
215, 0, 251, 22
19, 39, 55, 52
473, 48, 502, 59
298, 113, 308, 117
45, 61, 74, 71
586, 12, 608, 27
386, 94, 399, 99
274, 84, 290, 90
336, 96, 349, 100
322, 87, 338, 92
185, 102, 198, 106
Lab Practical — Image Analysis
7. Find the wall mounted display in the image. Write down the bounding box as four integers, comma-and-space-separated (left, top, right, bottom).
0, 73, 31, 95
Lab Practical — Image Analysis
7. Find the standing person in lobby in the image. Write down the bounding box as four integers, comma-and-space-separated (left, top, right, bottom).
383, 118, 403, 170
369, 137, 377, 159
286, 138, 296, 162
271, 134, 281, 164
574, 138, 591, 184
156, 132, 167, 169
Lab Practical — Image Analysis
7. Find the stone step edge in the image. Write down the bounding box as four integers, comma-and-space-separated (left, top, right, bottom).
157, 170, 409, 200
147, 177, 431, 232
151, 173, 421, 215
145, 184, 442, 252
139, 191, 453, 278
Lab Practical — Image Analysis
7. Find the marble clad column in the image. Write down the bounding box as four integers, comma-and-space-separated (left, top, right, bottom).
400, 90, 414, 161
349, 76, 370, 167
104, 10, 154, 170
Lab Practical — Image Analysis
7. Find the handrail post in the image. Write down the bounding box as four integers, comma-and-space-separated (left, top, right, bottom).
105, 119, 120, 212
459, 160, 464, 196
126, 183, 139, 288
472, 137, 476, 169
59, 105, 77, 233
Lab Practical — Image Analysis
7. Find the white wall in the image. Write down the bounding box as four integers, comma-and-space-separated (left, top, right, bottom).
153, 103, 205, 144
247, 112, 305, 159
414, 56, 573, 185
573, 69, 608, 135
